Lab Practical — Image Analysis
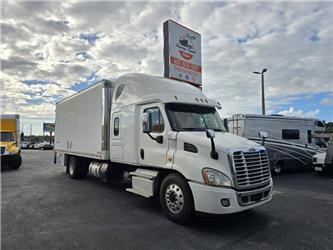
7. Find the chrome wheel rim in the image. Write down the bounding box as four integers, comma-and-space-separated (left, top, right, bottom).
274, 165, 281, 174
165, 184, 184, 214
69, 163, 74, 175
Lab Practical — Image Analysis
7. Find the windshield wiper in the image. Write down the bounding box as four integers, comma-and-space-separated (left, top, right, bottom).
212, 129, 223, 132
178, 128, 206, 131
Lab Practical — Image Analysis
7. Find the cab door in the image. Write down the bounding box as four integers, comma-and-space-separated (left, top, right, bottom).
139, 104, 168, 167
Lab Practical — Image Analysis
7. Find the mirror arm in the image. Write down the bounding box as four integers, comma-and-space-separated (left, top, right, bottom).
146, 133, 163, 144
210, 138, 219, 160
206, 129, 218, 160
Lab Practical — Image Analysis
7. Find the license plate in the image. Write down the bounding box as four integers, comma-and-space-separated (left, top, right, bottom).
315, 167, 322, 172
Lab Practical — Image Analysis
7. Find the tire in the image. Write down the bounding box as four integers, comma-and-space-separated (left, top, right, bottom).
68, 156, 88, 179
8, 155, 22, 170
159, 173, 194, 224
317, 166, 333, 176
272, 161, 283, 175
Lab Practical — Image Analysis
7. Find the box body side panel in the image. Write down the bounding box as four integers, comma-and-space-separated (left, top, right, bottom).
55, 83, 109, 159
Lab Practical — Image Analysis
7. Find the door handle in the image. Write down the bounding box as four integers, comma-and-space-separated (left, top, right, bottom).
140, 149, 144, 160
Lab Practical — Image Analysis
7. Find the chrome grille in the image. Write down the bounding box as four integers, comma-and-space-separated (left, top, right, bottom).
232, 150, 271, 189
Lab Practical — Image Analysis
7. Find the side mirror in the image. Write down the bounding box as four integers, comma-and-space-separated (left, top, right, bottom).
142, 112, 152, 133
206, 129, 215, 139
259, 131, 268, 139
223, 118, 229, 132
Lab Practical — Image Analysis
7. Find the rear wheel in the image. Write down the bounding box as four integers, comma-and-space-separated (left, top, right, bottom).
68, 156, 88, 179
159, 173, 194, 224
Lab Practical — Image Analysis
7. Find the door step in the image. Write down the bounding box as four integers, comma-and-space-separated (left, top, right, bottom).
126, 169, 159, 198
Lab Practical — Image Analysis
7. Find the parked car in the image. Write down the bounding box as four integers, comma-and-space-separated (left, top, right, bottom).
20, 142, 30, 149
40, 143, 54, 150
313, 138, 333, 175
29, 143, 39, 149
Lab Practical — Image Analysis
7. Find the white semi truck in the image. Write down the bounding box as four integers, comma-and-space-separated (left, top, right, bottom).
55, 73, 273, 224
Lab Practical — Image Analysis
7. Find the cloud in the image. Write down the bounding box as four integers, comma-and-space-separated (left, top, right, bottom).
1, 56, 37, 70
320, 97, 333, 106
278, 107, 320, 118
1, 1, 332, 134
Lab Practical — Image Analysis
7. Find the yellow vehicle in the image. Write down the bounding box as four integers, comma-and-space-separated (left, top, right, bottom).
0, 114, 22, 169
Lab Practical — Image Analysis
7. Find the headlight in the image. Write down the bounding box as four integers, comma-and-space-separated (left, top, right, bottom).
202, 168, 232, 187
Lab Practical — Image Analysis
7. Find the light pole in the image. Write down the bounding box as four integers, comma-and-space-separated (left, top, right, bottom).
22, 123, 32, 143
253, 68, 267, 115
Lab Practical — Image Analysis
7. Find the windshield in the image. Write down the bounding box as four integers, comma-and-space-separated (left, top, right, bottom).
0, 132, 15, 142
315, 138, 327, 148
165, 103, 226, 132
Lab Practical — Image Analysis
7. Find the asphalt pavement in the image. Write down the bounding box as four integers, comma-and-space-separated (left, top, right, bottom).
2, 150, 333, 250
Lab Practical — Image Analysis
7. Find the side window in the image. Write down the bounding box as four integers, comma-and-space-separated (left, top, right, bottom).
282, 129, 300, 140
114, 117, 119, 136
315, 138, 326, 148
145, 107, 165, 133
315, 120, 325, 128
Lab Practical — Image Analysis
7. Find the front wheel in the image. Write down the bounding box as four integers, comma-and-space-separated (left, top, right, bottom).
272, 161, 283, 175
8, 155, 22, 170
159, 173, 194, 224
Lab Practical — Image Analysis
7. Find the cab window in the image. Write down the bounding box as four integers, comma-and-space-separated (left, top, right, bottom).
114, 117, 119, 136
144, 107, 164, 133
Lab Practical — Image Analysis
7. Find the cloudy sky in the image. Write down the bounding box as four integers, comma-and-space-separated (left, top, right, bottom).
1, 1, 333, 135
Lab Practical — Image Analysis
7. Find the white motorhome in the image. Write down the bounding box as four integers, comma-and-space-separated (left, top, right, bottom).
227, 114, 326, 174
55, 74, 273, 224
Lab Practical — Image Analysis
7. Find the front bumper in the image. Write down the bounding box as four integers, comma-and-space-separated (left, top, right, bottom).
1, 153, 20, 164
189, 179, 273, 214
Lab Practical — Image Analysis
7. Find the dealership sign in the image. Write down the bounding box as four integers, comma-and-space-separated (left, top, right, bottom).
163, 19, 202, 87
43, 122, 55, 133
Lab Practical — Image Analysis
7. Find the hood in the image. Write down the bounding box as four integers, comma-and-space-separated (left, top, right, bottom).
0, 141, 16, 147
177, 131, 263, 153
0, 142, 19, 153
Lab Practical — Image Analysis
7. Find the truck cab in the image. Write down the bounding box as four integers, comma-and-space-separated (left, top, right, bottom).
0, 114, 22, 169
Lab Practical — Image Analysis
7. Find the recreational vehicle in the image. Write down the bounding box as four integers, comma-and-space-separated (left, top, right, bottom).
227, 114, 326, 174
